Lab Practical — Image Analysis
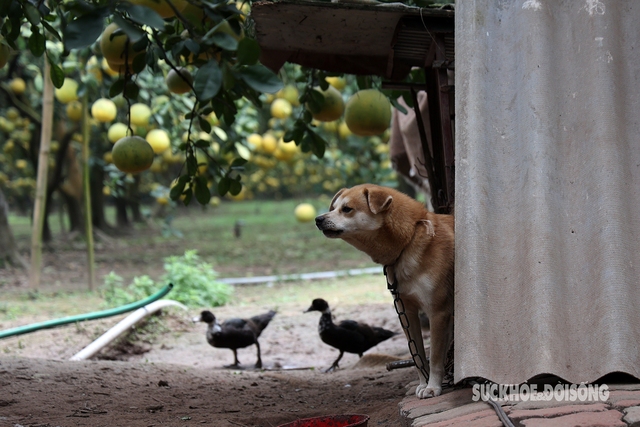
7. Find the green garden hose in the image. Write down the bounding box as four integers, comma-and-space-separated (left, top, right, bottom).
0, 283, 173, 340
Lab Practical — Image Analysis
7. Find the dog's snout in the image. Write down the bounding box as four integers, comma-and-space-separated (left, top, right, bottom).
315, 215, 325, 229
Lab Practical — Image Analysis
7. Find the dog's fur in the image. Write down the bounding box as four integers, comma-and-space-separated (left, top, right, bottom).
315, 184, 454, 398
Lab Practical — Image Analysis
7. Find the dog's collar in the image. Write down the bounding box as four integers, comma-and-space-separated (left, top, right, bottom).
383, 265, 398, 293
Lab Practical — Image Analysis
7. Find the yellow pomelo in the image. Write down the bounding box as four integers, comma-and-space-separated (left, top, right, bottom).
294, 203, 316, 223
66, 101, 83, 121
247, 133, 262, 150
100, 22, 143, 65
91, 98, 118, 123
111, 135, 154, 174
54, 78, 79, 104
326, 76, 347, 90
128, 0, 188, 18
15, 159, 28, 170
9, 78, 26, 95
270, 98, 292, 119
6, 107, 19, 121
306, 86, 344, 122
101, 57, 120, 77
163, 149, 184, 164
261, 133, 277, 154
108, 122, 130, 143
344, 89, 392, 136
130, 103, 152, 127
145, 129, 171, 154
86, 56, 103, 83
276, 85, 299, 106
338, 121, 352, 139
166, 68, 193, 94
274, 140, 298, 162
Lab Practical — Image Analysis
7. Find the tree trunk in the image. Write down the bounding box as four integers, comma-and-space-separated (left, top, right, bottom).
115, 198, 129, 227
0, 188, 28, 269
60, 191, 84, 232
90, 162, 109, 230
130, 174, 144, 223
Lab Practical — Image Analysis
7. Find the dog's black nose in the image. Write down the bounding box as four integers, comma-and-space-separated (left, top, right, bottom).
315, 216, 325, 229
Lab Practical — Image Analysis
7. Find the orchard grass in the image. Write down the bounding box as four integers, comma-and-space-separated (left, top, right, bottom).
3, 198, 382, 320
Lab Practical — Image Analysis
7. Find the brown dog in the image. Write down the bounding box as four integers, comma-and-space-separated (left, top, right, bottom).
315, 184, 454, 398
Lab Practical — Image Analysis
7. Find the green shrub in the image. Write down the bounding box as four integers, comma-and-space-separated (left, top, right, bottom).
101, 250, 233, 308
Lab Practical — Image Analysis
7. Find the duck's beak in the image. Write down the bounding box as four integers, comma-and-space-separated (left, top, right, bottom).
192, 315, 202, 323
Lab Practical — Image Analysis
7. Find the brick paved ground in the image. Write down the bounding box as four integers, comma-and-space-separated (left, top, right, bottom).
398, 381, 640, 426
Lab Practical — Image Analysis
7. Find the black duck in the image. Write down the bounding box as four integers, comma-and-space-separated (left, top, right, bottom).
304, 298, 398, 372
193, 309, 276, 369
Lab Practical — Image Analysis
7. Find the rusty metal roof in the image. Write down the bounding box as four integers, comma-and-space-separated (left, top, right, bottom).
251, 0, 454, 79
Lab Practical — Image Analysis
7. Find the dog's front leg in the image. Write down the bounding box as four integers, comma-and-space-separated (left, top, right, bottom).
422, 311, 453, 398
400, 308, 431, 398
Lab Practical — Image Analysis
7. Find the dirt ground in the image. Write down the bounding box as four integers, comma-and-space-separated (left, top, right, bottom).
0, 261, 422, 427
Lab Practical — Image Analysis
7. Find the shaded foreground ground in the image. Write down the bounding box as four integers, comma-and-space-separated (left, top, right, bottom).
0, 299, 419, 426
0, 356, 416, 427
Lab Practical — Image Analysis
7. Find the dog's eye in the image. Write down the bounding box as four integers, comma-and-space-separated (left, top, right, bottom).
341, 206, 353, 213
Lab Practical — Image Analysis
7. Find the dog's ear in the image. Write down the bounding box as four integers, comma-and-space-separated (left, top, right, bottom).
364, 187, 393, 214
330, 188, 347, 211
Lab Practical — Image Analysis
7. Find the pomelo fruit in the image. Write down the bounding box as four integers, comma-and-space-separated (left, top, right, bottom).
166, 68, 193, 94
306, 86, 344, 122
91, 98, 118, 123
344, 89, 392, 136
294, 203, 316, 223
111, 135, 155, 174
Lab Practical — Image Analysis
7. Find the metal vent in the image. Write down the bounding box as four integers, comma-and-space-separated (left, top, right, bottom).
392, 16, 454, 66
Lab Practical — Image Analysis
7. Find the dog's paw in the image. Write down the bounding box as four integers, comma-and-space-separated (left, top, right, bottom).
416, 383, 442, 399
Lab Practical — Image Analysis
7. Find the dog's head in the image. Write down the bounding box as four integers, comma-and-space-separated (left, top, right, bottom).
315, 184, 394, 239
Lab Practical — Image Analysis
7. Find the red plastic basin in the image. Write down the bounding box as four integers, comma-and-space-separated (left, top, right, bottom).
277, 414, 369, 427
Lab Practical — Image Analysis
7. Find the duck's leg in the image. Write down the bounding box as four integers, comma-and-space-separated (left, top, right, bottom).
254, 340, 262, 369
224, 349, 241, 368
325, 351, 344, 373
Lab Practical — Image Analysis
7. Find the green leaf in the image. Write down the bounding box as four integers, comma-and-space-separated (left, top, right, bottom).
186, 152, 198, 176
48, 60, 65, 88
109, 79, 125, 98
112, 14, 146, 43
131, 53, 147, 74
237, 64, 283, 94
229, 179, 242, 196
121, 4, 165, 30
182, 189, 193, 206
237, 38, 260, 65
390, 98, 408, 115
170, 175, 189, 200
194, 60, 222, 101
194, 176, 211, 205
217, 177, 230, 196
356, 75, 371, 90
123, 81, 140, 100
27, 29, 45, 56
230, 158, 247, 168
306, 88, 325, 113
42, 20, 62, 42
306, 128, 326, 158
23, 3, 41, 26
209, 32, 238, 51
199, 116, 212, 133
63, 11, 105, 49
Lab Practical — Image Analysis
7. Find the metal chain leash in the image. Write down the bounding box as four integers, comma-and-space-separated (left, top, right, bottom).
384, 266, 431, 382
384, 266, 514, 427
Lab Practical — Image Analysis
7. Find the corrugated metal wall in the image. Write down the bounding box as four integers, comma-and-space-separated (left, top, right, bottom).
455, 0, 640, 384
